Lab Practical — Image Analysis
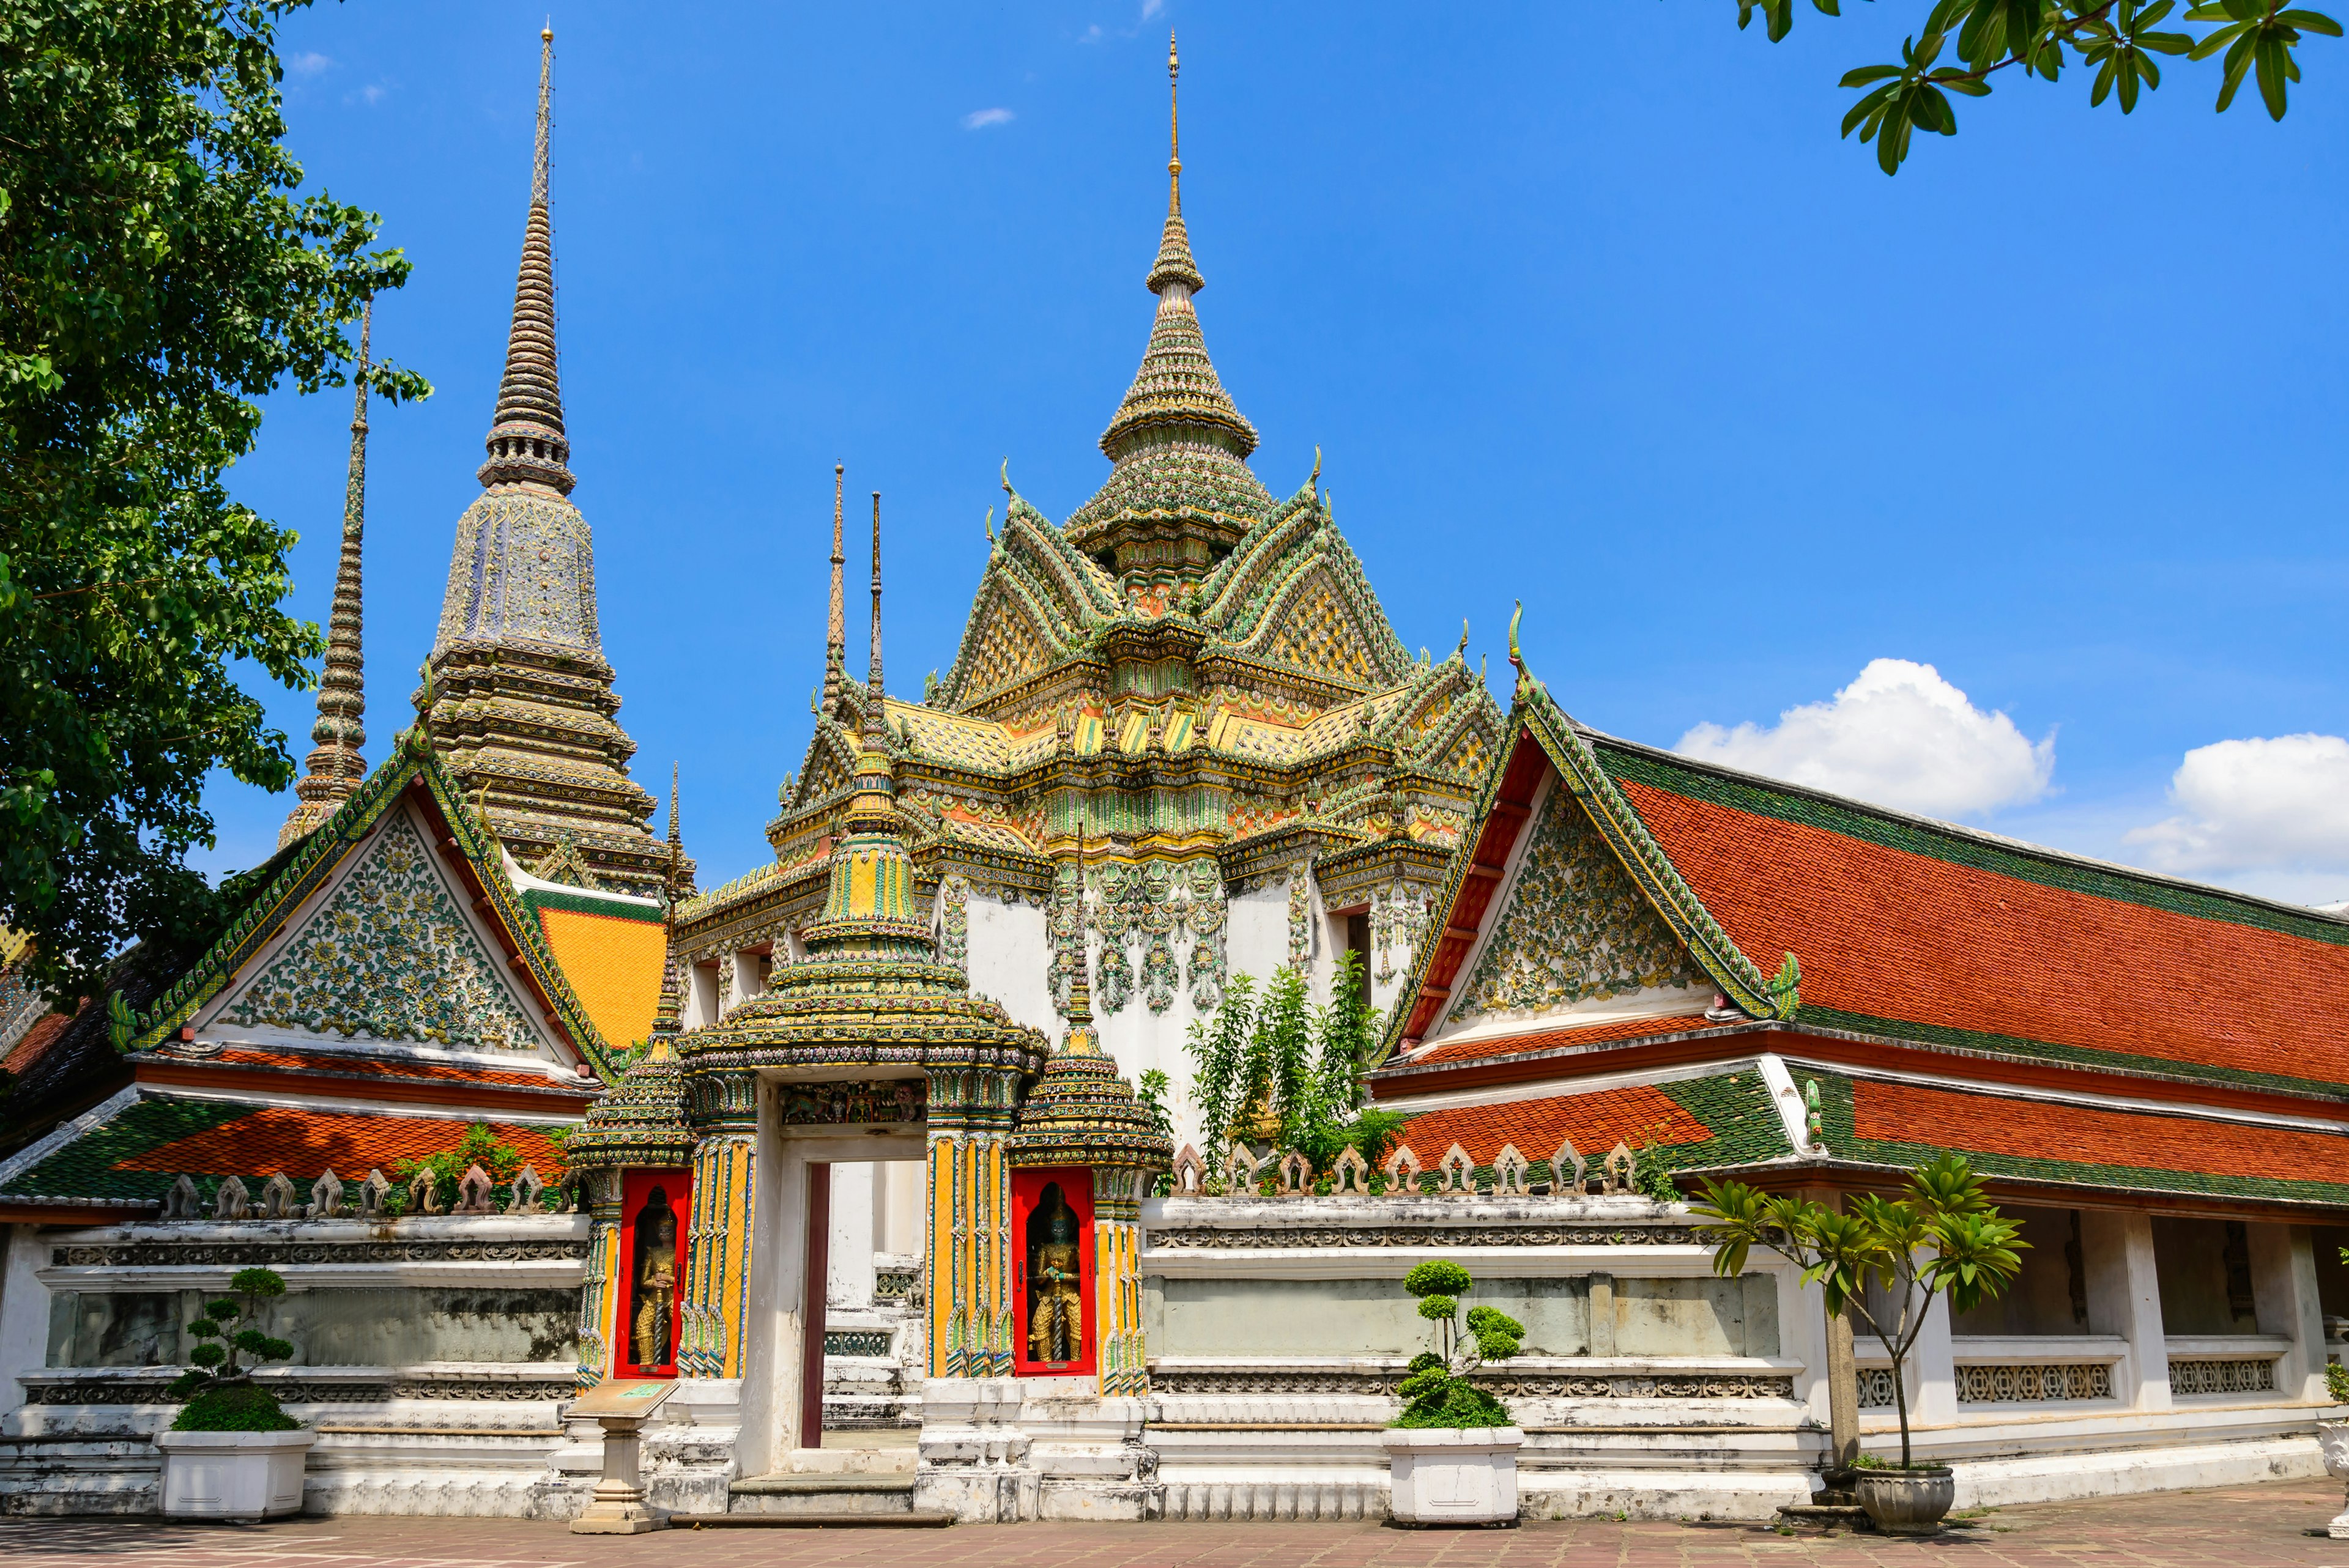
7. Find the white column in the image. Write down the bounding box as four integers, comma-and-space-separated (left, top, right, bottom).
730, 950, 764, 1009
828, 1162, 877, 1309
2251, 1223, 2326, 1403
685, 963, 718, 1030
1908, 1290, 1958, 1424
877, 1159, 925, 1257
2082, 1208, 2171, 1410
0, 1224, 44, 1429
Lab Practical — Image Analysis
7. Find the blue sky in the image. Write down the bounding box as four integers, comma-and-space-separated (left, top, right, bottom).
209, 1, 2349, 907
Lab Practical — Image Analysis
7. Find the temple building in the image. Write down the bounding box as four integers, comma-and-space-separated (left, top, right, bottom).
0, 26, 2342, 1528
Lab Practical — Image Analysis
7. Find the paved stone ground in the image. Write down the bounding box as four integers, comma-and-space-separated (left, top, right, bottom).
1, 1479, 2341, 1568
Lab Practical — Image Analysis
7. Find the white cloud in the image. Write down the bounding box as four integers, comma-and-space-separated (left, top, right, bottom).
1141, 0, 1165, 18
343, 82, 388, 107
287, 50, 333, 77
1675, 659, 2055, 820
2123, 735, 2349, 892
962, 106, 1014, 130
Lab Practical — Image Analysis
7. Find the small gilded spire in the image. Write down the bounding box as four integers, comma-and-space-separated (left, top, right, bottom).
823, 463, 846, 710
1063, 818, 1099, 1052
864, 490, 886, 741
1147, 31, 1204, 297
478, 24, 573, 494
280, 300, 374, 850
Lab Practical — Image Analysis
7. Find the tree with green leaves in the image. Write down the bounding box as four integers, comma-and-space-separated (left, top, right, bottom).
1734, 0, 2340, 172
1183, 952, 1406, 1183
0, 0, 426, 1007
168, 1265, 299, 1431
1691, 1152, 2026, 1465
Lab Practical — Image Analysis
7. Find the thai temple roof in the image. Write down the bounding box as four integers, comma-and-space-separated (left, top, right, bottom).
1372, 649, 2349, 1213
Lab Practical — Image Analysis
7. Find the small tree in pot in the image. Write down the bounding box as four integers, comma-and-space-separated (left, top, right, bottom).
1690, 1153, 2024, 1535
1382, 1260, 1526, 1525
156, 1265, 315, 1519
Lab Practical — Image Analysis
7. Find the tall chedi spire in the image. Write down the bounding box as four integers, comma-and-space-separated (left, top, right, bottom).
1064, 32, 1272, 590
823, 463, 847, 714
279, 301, 376, 850
418, 24, 661, 896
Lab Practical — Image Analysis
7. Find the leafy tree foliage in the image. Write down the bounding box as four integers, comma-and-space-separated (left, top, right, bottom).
0, 0, 426, 1004
1735, 0, 2341, 171
1183, 953, 1405, 1183
1692, 1149, 2026, 1465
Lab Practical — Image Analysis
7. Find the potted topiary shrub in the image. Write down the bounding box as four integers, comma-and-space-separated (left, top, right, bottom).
153, 1267, 315, 1520
1691, 1153, 2024, 1536
1379, 1259, 1526, 1526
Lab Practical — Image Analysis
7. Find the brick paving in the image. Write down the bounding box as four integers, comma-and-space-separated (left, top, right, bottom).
0, 1479, 2342, 1568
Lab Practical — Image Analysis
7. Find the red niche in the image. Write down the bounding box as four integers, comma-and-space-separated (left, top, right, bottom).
1011, 1167, 1096, 1377
614, 1169, 690, 1378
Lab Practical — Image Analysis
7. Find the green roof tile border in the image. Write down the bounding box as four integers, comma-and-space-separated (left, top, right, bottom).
519, 887, 664, 925
1, 1095, 255, 1200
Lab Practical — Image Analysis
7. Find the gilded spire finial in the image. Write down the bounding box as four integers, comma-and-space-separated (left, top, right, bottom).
864, 490, 885, 740
279, 298, 375, 849
1168, 31, 1181, 210
824, 462, 846, 709
1063, 813, 1097, 1045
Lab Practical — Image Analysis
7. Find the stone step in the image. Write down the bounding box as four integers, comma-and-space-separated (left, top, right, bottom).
675, 1507, 953, 1529
729, 1473, 919, 1517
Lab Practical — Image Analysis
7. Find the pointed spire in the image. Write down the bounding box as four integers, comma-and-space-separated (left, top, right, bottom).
1148, 32, 1203, 296
664, 761, 696, 897
823, 463, 847, 710
478, 24, 573, 495
1067, 35, 1270, 571
1063, 816, 1099, 1053
280, 300, 374, 849
864, 490, 885, 741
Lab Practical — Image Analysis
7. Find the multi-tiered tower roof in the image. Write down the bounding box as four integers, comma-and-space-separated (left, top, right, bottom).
420, 27, 662, 895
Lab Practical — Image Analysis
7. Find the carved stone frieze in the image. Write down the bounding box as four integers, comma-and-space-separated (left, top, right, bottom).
1146, 1224, 1698, 1249
29, 1376, 578, 1404
52, 1239, 589, 1268
1148, 1369, 1792, 1399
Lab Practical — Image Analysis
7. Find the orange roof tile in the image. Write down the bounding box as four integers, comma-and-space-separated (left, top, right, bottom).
535, 906, 666, 1052
1609, 769, 2349, 1089
1849, 1077, 2349, 1189
199, 1047, 567, 1089
1396, 1082, 1706, 1166
116, 1106, 569, 1178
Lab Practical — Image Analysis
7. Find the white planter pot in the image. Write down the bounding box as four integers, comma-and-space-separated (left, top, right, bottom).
2317, 1419, 2349, 1538
1381, 1426, 1523, 1526
154, 1428, 316, 1521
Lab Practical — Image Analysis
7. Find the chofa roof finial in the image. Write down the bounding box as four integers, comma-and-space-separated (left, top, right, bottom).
1507, 601, 1524, 678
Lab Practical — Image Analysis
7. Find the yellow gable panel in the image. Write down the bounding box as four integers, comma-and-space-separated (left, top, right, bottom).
535, 906, 667, 1052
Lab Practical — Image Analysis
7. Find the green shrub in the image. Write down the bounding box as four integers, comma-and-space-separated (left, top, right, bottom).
1393, 1259, 1521, 1430
167, 1266, 300, 1432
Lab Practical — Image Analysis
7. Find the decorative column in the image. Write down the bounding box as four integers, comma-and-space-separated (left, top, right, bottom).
1004, 950, 1171, 1397
927, 1066, 1018, 1378
681, 1070, 759, 1378
577, 1170, 625, 1391
2082, 1208, 2172, 1410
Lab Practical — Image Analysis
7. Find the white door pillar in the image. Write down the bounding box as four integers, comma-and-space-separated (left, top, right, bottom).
1907, 1289, 1958, 1425
2082, 1209, 2170, 1410
828, 1162, 877, 1309
2251, 1222, 2326, 1403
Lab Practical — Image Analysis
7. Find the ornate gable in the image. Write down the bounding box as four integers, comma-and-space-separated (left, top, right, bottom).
1447, 777, 1705, 1029
212, 804, 558, 1056
957, 583, 1058, 701
1262, 566, 1381, 687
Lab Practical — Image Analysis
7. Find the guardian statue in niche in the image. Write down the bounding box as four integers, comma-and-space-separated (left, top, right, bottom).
630, 1186, 678, 1369
1026, 1186, 1082, 1365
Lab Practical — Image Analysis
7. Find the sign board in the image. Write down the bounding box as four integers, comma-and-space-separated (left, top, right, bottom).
568, 1377, 677, 1421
